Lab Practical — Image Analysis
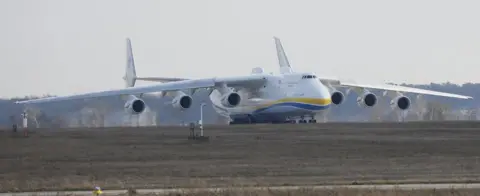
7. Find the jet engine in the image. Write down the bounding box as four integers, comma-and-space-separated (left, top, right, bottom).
330, 91, 345, 105
390, 95, 411, 110
357, 92, 377, 107
221, 92, 241, 108
172, 92, 193, 110
124, 96, 146, 114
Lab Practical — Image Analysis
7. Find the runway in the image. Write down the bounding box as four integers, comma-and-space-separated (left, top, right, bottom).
2, 183, 480, 196
1, 121, 480, 193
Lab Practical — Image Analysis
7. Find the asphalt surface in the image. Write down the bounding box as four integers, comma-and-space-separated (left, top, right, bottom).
1, 121, 480, 192
2, 183, 480, 196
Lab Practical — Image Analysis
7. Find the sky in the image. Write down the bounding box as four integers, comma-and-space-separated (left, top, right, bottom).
1, 0, 480, 98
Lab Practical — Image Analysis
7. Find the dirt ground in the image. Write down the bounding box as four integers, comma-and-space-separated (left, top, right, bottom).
120, 188, 480, 196
1, 121, 480, 192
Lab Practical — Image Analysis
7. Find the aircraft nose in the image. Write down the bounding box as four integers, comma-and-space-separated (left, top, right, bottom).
318, 84, 332, 105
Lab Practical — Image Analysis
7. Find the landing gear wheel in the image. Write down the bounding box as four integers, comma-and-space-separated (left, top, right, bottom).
284, 119, 295, 124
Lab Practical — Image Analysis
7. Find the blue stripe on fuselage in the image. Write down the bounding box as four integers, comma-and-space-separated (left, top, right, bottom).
253, 102, 330, 114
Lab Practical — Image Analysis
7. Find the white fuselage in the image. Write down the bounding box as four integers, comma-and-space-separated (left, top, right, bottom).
212, 72, 332, 120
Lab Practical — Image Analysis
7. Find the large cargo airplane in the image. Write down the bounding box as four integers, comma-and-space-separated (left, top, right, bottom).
128, 37, 474, 123
16, 37, 473, 124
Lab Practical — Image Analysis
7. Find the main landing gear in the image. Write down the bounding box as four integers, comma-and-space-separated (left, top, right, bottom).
286, 116, 317, 124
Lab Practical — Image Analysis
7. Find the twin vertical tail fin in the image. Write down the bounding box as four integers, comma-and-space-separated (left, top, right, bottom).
273, 37, 294, 74
123, 38, 189, 85
124, 37, 292, 87
124, 38, 137, 88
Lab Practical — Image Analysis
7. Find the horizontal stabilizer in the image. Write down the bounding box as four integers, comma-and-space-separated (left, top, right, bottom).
136, 77, 189, 83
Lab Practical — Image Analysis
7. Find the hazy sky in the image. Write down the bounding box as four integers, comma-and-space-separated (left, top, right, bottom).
1, 0, 480, 98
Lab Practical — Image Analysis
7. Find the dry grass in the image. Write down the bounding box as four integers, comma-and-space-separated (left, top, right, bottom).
150, 188, 480, 196
1, 122, 480, 193
38, 187, 480, 196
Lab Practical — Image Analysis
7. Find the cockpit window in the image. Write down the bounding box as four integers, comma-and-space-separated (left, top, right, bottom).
302, 75, 317, 79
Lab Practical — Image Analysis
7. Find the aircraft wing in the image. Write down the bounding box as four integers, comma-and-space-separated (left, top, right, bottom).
15, 78, 216, 104
16, 75, 268, 104
321, 78, 473, 99
213, 75, 267, 89
137, 75, 267, 90
136, 77, 188, 82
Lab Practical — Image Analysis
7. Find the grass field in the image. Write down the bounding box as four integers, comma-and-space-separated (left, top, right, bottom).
18, 187, 480, 196
1, 121, 480, 193
121, 188, 480, 196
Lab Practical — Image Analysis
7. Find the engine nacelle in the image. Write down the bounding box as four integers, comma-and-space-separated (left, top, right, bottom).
221, 92, 241, 108
390, 95, 411, 110
172, 92, 193, 110
330, 91, 345, 105
124, 96, 146, 114
357, 92, 377, 107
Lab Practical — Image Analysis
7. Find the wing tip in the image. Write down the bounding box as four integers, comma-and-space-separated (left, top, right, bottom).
461, 95, 474, 99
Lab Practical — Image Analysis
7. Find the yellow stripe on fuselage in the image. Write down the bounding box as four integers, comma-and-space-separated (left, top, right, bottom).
256, 97, 332, 109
